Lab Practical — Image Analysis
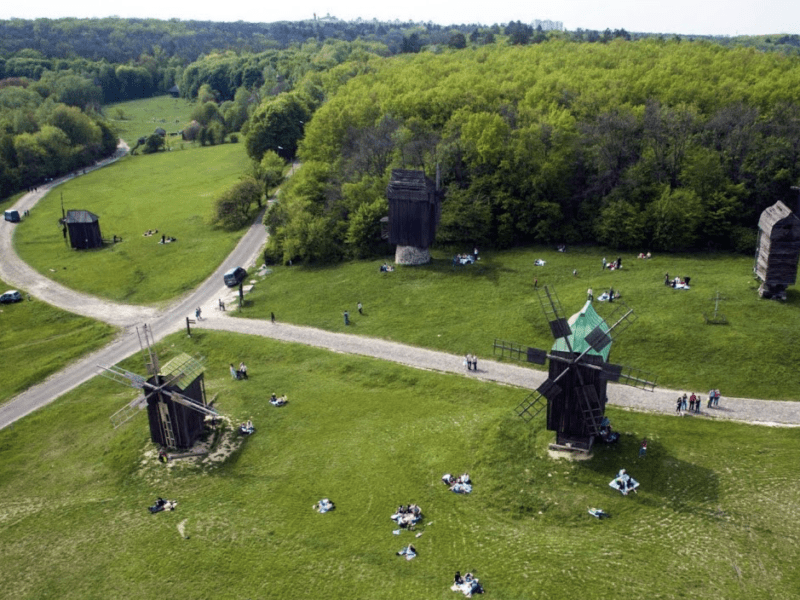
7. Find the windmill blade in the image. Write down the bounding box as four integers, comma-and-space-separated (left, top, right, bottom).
537, 286, 572, 344
98, 364, 149, 390
536, 378, 563, 402
109, 395, 146, 428
492, 339, 547, 364
161, 389, 219, 417
515, 390, 547, 423
615, 365, 657, 391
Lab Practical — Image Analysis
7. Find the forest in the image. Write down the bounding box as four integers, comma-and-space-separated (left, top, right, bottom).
263, 39, 800, 261
2, 17, 800, 259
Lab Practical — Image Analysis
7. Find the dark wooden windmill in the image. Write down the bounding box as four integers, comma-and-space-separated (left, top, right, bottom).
386, 169, 442, 265
494, 286, 656, 451
754, 198, 800, 300
99, 325, 218, 449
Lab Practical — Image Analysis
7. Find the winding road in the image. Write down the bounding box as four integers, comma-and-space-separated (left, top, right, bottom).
2, 147, 799, 430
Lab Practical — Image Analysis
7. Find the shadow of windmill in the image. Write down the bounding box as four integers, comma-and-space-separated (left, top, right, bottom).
494, 286, 657, 453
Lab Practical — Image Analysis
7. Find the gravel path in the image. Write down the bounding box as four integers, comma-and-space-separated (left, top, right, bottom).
1, 153, 798, 431
197, 314, 800, 428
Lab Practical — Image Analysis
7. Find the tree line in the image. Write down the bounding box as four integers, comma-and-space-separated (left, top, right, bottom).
261, 39, 800, 263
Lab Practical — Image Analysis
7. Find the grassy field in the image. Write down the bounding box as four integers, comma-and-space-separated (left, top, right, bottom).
105, 96, 198, 147
0, 277, 116, 405
238, 247, 800, 400
13, 143, 254, 305
0, 330, 797, 599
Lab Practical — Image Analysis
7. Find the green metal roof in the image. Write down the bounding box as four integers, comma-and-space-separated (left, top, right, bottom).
160, 353, 204, 390
552, 301, 611, 361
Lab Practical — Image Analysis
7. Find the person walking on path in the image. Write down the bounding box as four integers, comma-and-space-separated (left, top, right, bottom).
708, 389, 714, 408
464, 354, 472, 370
681, 393, 688, 412
689, 394, 695, 413
676, 396, 683, 416
343, 310, 349, 326
357, 302, 363, 315
195, 307, 202, 320
714, 389, 721, 407
472, 354, 478, 371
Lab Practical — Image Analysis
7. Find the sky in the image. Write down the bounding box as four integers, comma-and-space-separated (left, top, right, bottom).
1, 0, 799, 37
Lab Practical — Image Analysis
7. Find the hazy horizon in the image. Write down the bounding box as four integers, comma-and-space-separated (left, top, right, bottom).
1, 0, 799, 37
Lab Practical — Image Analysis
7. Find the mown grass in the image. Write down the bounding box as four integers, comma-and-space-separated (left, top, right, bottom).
0, 277, 116, 405
0, 330, 797, 600
105, 95, 198, 147
13, 143, 253, 305
239, 247, 800, 400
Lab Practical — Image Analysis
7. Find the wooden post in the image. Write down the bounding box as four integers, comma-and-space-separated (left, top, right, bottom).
186, 317, 195, 336
238, 283, 244, 309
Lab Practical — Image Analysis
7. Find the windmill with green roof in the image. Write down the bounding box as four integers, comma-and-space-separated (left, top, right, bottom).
494, 286, 656, 451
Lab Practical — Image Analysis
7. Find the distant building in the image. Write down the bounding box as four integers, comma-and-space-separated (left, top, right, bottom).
386, 169, 442, 265
754, 200, 800, 299
532, 19, 564, 31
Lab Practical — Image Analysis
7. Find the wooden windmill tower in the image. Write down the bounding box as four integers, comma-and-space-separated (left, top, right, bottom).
493, 286, 656, 451
99, 325, 218, 449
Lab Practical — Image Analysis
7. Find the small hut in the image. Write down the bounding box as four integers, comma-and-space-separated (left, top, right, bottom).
168, 85, 180, 98
146, 353, 209, 449
65, 210, 102, 250
754, 200, 800, 299
386, 169, 441, 265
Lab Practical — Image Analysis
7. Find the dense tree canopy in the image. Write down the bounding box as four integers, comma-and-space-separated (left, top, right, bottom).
266, 38, 800, 263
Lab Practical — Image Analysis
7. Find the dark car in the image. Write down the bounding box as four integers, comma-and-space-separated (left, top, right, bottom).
0, 290, 22, 303
223, 267, 247, 288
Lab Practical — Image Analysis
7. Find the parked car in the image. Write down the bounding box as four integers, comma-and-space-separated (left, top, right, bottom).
4, 209, 21, 222
0, 290, 23, 303
223, 266, 247, 288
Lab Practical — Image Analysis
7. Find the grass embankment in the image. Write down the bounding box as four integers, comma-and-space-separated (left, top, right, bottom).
0, 331, 797, 599
240, 248, 800, 400
14, 143, 253, 305
0, 277, 116, 405
105, 95, 197, 147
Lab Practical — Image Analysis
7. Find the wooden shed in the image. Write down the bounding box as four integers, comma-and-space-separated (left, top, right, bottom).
754, 201, 800, 299
386, 169, 441, 265
64, 209, 103, 250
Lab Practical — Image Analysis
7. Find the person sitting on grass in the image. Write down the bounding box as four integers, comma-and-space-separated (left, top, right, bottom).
313, 498, 335, 513
396, 544, 417, 560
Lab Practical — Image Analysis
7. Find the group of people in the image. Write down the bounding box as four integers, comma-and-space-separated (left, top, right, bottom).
313, 498, 335, 513
609, 469, 639, 496
637, 252, 652, 259
676, 392, 701, 415
396, 544, 417, 560
708, 389, 721, 408
229, 362, 248, 380
390, 504, 423, 529
379, 263, 395, 272
452, 254, 477, 266
665, 273, 691, 289
149, 497, 177, 513
158, 235, 177, 244
463, 354, 479, 371
596, 288, 621, 302
602, 256, 623, 270
442, 473, 472, 494
142, 229, 159, 237
239, 420, 255, 435
269, 393, 288, 407
451, 571, 485, 597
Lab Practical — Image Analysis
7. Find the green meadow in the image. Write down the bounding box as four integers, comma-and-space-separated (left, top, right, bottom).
240, 247, 800, 400
0, 331, 797, 600
0, 277, 116, 406
13, 143, 253, 305
105, 95, 198, 147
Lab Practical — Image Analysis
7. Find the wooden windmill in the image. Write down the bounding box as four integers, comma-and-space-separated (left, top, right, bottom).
99, 325, 218, 449
493, 286, 656, 451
